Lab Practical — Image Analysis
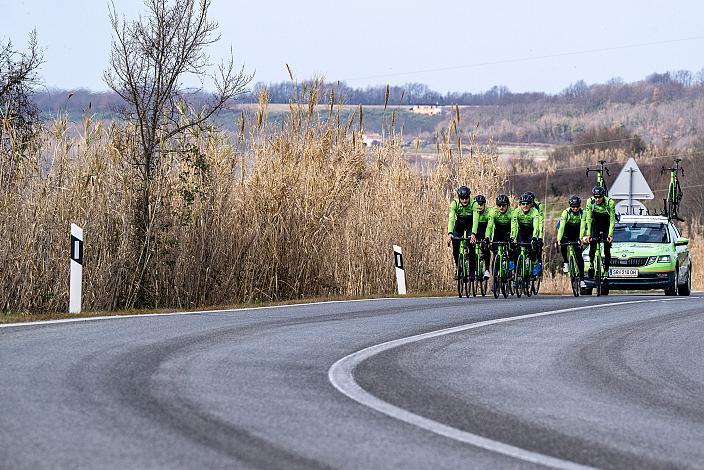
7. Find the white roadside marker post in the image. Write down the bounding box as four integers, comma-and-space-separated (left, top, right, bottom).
393, 245, 407, 295
69, 224, 84, 314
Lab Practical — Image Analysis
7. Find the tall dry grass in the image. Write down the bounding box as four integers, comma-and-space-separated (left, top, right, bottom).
0, 82, 505, 313
685, 220, 704, 291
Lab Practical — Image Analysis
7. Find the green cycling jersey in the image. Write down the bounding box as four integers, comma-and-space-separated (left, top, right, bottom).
471, 205, 492, 236
511, 206, 541, 239
486, 206, 514, 240
557, 207, 583, 240
580, 196, 616, 238
447, 198, 477, 234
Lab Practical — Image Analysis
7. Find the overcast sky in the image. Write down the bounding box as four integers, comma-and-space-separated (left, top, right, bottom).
2, 0, 703, 94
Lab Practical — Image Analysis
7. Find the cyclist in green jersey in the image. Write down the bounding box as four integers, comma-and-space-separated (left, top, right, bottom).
469, 194, 491, 279
511, 192, 542, 271
581, 185, 616, 278
525, 191, 545, 237
487, 194, 515, 271
557, 195, 586, 287
447, 185, 478, 276
524, 191, 544, 276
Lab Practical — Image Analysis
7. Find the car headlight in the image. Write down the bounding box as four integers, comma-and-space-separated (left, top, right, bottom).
646, 256, 657, 265
657, 255, 671, 263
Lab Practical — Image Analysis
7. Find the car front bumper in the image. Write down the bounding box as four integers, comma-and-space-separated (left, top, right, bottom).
584, 272, 675, 290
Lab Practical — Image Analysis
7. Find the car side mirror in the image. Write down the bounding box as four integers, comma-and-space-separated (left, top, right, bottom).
675, 237, 689, 246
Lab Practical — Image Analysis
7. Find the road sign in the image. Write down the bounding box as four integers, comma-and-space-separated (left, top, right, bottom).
609, 158, 654, 200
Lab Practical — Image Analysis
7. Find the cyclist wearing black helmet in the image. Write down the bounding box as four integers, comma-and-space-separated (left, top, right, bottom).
524, 191, 545, 275
487, 194, 515, 270
470, 194, 491, 279
557, 195, 586, 286
581, 185, 616, 278
447, 185, 478, 276
511, 192, 542, 273
525, 191, 545, 236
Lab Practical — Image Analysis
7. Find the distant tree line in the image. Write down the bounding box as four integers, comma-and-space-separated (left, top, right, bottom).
32, 68, 704, 115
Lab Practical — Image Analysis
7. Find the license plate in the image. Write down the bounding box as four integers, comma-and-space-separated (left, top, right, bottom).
609, 267, 639, 278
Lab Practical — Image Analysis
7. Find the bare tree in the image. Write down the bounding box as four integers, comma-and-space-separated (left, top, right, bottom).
104, 0, 252, 307
0, 30, 43, 188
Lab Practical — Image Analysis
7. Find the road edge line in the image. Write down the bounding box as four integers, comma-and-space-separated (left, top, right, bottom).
0, 296, 446, 329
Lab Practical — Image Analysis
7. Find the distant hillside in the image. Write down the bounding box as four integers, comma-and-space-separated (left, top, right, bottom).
34, 69, 704, 149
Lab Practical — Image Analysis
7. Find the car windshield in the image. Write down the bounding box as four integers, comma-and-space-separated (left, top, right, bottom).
613, 223, 669, 243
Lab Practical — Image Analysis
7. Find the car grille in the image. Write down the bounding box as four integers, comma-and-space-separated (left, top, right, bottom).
611, 257, 649, 267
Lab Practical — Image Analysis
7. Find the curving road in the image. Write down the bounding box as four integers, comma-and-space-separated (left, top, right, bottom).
1, 294, 703, 469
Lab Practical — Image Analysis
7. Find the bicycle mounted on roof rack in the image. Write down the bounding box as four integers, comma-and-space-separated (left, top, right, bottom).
587, 160, 611, 196
586, 160, 611, 194
661, 158, 684, 221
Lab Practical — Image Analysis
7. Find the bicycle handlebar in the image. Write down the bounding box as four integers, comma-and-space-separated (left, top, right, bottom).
661, 158, 685, 176
587, 160, 610, 177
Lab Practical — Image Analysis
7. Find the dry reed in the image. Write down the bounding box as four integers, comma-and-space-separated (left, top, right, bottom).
0, 81, 505, 313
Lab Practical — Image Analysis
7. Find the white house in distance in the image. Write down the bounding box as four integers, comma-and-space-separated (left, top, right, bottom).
362, 131, 383, 146
409, 105, 442, 116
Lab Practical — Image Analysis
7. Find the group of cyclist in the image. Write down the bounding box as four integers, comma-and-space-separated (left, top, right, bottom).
447, 184, 616, 289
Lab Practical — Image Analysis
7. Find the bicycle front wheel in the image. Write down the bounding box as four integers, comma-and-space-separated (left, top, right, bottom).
524, 257, 533, 297
569, 251, 580, 297
492, 256, 500, 299
515, 253, 524, 298
595, 255, 603, 297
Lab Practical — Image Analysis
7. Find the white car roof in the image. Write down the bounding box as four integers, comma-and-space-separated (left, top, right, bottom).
616, 215, 670, 224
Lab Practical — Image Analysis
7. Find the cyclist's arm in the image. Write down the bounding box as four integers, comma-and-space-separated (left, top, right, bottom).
486, 209, 495, 240
447, 200, 458, 234
557, 209, 567, 240
581, 202, 592, 238
607, 198, 616, 237
471, 204, 481, 235
510, 210, 518, 239
532, 210, 541, 238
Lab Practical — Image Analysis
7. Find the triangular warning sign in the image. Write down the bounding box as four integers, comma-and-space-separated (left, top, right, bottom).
609, 158, 654, 200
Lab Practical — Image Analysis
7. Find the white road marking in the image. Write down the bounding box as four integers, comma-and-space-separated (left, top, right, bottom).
329, 297, 695, 469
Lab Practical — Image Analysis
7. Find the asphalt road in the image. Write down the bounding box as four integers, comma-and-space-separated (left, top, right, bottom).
1, 294, 703, 469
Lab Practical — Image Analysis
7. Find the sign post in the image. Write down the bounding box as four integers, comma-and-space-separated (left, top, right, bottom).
69, 224, 83, 314
609, 158, 654, 215
392, 245, 406, 295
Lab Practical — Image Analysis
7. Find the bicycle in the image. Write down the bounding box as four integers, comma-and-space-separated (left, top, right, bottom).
586, 160, 611, 195
471, 239, 489, 297
491, 241, 512, 299
588, 235, 609, 296
561, 241, 582, 297
531, 239, 543, 296
661, 158, 684, 221
515, 242, 535, 298
452, 235, 471, 298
